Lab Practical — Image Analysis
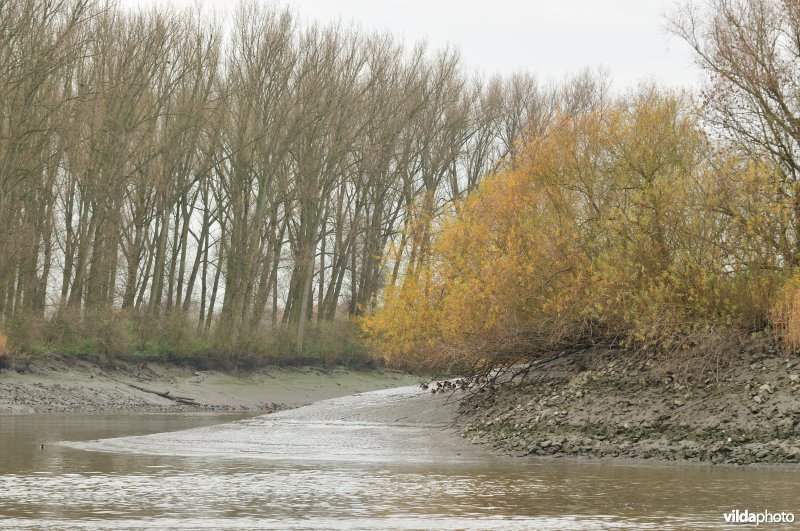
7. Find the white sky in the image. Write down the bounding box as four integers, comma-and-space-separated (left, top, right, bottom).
127, 0, 702, 91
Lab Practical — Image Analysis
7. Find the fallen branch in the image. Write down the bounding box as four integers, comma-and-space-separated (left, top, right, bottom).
124, 382, 198, 405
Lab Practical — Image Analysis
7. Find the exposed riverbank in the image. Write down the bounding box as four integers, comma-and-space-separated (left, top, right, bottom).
5, 340, 799, 468
457, 336, 800, 466
0, 355, 417, 414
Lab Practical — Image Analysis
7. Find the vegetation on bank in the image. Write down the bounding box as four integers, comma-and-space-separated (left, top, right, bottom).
364, 0, 800, 374
0, 312, 369, 370
0, 0, 550, 365
1, 0, 797, 375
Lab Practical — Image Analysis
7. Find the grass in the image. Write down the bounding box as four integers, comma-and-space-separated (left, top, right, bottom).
1, 309, 375, 372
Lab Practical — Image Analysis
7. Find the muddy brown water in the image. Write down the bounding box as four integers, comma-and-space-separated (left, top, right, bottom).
1, 387, 798, 530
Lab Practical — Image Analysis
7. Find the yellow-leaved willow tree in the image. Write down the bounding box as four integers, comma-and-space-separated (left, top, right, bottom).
363, 87, 784, 373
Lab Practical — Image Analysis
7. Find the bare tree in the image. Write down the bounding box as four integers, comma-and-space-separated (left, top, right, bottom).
673, 0, 800, 262
0, 0, 589, 359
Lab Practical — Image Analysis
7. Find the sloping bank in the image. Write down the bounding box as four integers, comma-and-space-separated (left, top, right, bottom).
0, 356, 417, 414
457, 336, 800, 466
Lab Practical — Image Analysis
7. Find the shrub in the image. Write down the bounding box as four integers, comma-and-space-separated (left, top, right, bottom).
363, 87, 786, 373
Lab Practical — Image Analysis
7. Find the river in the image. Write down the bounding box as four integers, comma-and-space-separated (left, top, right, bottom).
1, 386, 798, 529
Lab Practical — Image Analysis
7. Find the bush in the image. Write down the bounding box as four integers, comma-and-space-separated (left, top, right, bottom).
130, 310, 212, 362
363, 88, 786, 373
227, 320, 372, 369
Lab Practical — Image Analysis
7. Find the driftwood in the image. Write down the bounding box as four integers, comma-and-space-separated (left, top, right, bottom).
125, 382, 198, 405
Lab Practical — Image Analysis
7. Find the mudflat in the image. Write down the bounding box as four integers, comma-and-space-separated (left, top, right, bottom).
0, 357, 417, 414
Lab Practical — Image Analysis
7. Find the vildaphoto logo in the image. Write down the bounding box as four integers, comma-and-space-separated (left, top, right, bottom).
723, 509, 795, 526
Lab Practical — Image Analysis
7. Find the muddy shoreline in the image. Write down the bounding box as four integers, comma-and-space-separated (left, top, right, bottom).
0, 356, 417, 414
5, 342, 799, 468
456, 337, 800, 466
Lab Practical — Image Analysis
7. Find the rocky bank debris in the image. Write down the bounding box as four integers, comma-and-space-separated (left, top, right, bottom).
458, 337, 800, 466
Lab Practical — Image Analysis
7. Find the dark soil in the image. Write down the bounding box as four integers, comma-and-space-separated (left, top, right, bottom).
458, 335, 800, 465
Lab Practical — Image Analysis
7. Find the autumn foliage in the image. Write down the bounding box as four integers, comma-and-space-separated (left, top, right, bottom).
363, 89, 788, 372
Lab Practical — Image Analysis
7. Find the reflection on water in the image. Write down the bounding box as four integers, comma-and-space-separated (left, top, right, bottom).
1, 388, 798, 530
0, 412, 255, 475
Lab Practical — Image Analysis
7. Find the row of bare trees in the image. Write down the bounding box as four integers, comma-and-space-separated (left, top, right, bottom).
0, 0, 576, 352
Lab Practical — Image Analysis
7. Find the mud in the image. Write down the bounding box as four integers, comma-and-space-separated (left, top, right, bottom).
0, 356, 416, 414
457, 337, 800, 466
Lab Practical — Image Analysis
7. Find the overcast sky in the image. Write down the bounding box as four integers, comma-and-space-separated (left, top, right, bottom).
127, 0, 702, 91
